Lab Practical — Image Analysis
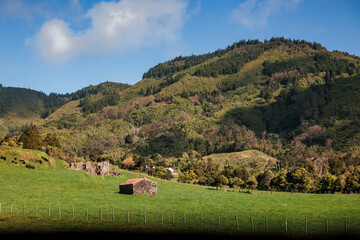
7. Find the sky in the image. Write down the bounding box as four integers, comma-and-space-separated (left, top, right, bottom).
0, 0, 359, 95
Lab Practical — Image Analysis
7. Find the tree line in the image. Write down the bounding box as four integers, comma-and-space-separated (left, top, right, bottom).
124, 150, 360, 194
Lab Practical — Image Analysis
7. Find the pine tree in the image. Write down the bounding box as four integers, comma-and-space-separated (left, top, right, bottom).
18, 125, 44, 150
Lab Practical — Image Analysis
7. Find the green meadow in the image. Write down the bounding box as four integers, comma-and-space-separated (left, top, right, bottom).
0, 148, 360, 237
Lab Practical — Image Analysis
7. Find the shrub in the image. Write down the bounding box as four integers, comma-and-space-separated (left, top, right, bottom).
25, 163, 35, 169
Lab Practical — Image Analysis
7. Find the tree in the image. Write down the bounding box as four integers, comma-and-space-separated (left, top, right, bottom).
345, 174, 360, 193
44, 133, 61, 148
270, 169, 288, 191
229, 177, 244, 190
215, 175, 229, 189
334, 174, 346, 192
328, 158, 345, 176
256, 169, 274, 190
325, 71, 332, 84
97, 154, 116, 164
152, 166, 167, 179
177, 170, 197, 184
246, 176, 258, 190
45, 145, 64, 158
233, 167, 250, 182
286, 167, 313, 192
18, 125, 44, 150
319, 173, 337, 193
8, 140, 17, 147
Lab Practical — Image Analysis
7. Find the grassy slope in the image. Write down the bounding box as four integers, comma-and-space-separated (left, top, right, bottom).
1, 149, 359, 235
203, 150, 278, 174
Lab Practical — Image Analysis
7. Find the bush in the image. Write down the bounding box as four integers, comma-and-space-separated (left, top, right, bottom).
25, 163, 35, 169
97, 154, 116, 164
246, 176, 258, 189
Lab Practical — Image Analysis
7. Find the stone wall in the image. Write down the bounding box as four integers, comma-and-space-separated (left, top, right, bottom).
96, 161, 110, 176
70, 162, 96, 175
70, 161, 119, 176
133, 178, 157, 196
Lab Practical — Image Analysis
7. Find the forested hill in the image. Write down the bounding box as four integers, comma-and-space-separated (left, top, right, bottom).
1, 38, 360, 176
0, 82, 131, 135
0, 86, 66, 119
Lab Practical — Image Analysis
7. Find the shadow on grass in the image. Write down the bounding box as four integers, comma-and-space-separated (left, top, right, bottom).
0, 214, 357, 240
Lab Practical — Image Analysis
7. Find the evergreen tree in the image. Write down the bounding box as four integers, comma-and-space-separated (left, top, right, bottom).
18, 125, 44, 150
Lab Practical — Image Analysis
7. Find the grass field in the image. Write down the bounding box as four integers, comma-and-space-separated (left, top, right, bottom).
1, 147, 360, 238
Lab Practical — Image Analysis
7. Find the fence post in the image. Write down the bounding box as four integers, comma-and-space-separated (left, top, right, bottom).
305, 218, 307, 234
35, 205, 37, 217
127, 211, 129, 223
112, 210, 115, 222
86, 208, 88, 221
23, 203, 25, 215
265, 217, 268, 231
144, 211, 146, 224
345, 219, 348, 234
285, 217, 287, 232
48, 206, 50, 217
325, 219, 328, 235
235, 216, 239, 229
58, 207, 61, 218
10, 204, 13, 214
72, 207, 74, 219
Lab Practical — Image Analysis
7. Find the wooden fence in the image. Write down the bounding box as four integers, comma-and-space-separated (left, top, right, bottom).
0, 202, 355, 236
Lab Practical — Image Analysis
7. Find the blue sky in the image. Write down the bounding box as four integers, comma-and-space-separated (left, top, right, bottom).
0, 0, 359, 94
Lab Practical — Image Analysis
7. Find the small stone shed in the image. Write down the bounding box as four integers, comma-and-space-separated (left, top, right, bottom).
119, 177, 157, 196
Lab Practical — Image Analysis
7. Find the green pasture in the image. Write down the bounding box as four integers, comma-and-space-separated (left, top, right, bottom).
0, 153, 360, 237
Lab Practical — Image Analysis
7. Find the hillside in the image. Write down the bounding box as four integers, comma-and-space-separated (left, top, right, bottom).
0, 86, 66, 136
0, 82, 131, 137
0, 146, 68, 170
1, 37, 360, 183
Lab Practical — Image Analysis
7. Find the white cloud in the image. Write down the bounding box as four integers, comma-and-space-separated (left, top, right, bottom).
231, 0, 301, 29
27, 0, 189, 63
26, 19, 76, 62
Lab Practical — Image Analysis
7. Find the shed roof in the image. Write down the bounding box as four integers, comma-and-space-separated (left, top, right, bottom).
120, 177, 145, 185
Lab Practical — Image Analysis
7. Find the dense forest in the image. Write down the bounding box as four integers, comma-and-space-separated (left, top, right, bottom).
1, 37, 360, 193
0, 86, 69, 119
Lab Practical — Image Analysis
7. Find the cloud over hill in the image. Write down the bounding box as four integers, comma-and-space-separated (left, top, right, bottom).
26, 0, 189, 63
